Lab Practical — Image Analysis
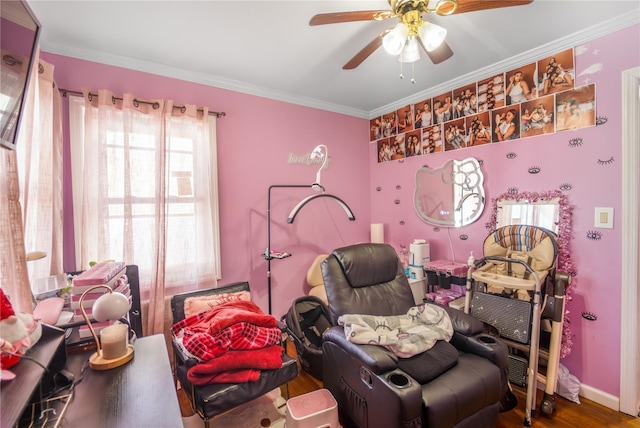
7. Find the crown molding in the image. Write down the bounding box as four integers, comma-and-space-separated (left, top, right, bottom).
39, 42, 370, 119
39, 10, 637, 121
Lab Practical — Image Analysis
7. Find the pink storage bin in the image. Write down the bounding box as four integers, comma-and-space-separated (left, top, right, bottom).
285, 388, 339, 428
424, 260, 469, 286
425, 260, 469, 277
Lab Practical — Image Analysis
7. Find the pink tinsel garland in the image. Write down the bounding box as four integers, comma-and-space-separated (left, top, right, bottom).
486, 190, 575, 358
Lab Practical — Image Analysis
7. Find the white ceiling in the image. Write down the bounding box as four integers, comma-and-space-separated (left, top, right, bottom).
26, 0, 640, 118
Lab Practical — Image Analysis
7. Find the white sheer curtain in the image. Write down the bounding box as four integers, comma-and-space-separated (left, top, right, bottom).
71, 90, 219, 335
0, 150, 31, 312
18, 60, 64, 283
0, 55, 63, 313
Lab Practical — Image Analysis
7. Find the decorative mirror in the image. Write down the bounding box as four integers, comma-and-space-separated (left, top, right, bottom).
488, 190, 569, 234
495, 198, 560, 233
414, 157, 485, 227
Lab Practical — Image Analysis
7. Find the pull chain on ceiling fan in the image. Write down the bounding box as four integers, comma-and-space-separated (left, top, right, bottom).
309, 0, 533, 73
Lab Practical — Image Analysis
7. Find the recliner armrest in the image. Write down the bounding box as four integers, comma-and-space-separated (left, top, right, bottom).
450, 332, 509, 369
323, 326, 398, 374
442, 306, 508, 368
442, 305, 484, 336
171, 338, 199, 368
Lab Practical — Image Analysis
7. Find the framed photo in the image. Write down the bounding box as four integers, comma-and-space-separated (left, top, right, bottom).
505, 63, 537, 105
537, 48, 575, 96
478, 74, 505, 112
453, 83, 478, 119
412, 98, 433, 129
520, 95, 555, 138
465, 111, 492, 147
556, 84, 596, 132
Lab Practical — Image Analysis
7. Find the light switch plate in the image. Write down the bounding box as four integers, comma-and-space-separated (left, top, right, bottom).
594, 207, 614, 229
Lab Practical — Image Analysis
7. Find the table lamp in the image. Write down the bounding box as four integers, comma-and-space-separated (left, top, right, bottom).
79, 285, 134, 370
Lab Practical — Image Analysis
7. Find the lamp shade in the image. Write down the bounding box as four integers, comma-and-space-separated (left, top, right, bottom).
92, 292, 130, 322
418, 22, 447, 52
383, 23, 409, 55
26, 251, 47, 261
399, 37, 421, 63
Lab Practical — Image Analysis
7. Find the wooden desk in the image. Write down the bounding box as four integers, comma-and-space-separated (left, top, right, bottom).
60, 334, 182, 427
0, 325, 66, 428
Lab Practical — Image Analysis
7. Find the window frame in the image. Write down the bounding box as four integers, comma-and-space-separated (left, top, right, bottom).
68, 95, 221, 287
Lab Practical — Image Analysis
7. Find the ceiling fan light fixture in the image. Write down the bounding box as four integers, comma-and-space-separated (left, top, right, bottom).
418, 21, 447, 52
382, 22, 409, 55
432, 0, 458, 16
399, 36, 420, 63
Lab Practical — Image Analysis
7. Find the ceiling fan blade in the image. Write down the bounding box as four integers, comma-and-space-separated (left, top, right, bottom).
417, 38, 454, 65
343, 30, 391, 70
425, 41, 454, 64
309, 10, 392, 26
452, 0, 533, 15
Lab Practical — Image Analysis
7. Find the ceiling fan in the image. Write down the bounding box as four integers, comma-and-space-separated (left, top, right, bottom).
310, 0, 533, 70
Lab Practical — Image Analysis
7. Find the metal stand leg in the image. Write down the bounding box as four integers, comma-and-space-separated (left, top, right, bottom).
540, 273, 569, 416
524, 289, 542, 427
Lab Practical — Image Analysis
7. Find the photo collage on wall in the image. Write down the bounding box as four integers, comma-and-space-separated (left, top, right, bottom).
373, 48, 597, 163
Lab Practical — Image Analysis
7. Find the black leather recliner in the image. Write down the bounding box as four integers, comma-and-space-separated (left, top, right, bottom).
320, 243, 511, 428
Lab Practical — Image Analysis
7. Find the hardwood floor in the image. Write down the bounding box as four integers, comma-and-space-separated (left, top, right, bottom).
178, 339, 640, 427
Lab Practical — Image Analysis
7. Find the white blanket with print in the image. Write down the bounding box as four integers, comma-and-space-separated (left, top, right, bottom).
338, 304, 453, 358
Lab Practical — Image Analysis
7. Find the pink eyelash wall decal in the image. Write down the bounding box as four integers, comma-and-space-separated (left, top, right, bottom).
568, 137, 583, 147
597, 157, 614, 165
586, 230, 602, 240
559, 183, 573, 191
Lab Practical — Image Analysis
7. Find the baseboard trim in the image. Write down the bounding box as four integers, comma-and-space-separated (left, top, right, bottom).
580, 384, 620, 411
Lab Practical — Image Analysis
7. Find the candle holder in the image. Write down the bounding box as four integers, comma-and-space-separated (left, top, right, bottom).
79, 285, 135, 370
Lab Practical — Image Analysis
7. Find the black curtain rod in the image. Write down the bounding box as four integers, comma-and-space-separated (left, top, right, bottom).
58, 88, 226, 118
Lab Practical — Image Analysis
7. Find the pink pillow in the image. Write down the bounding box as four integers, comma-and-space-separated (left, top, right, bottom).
184, 291, 251, 318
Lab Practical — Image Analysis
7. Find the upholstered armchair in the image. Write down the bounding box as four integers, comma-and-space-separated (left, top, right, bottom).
320, 243, 512, 428
171, 281, 299, 428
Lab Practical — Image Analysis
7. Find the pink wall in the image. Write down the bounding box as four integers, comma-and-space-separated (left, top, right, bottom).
41, 22, 638, 397
370, 24, 639, 397
40, 52, 370, 318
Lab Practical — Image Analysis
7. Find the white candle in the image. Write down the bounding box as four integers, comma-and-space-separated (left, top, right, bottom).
371, 223, 384, 243
100, 323, 128, 360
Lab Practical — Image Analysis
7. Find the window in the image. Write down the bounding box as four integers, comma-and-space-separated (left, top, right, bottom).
68, 95, 220, 295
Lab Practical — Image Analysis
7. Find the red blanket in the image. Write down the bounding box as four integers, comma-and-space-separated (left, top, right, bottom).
173, 300, 277, 335
187, 345, 284, 385
173, 300, 285, 384
173, 300, 281, 360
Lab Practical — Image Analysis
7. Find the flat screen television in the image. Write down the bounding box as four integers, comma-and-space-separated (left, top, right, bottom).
1, 0, 41, 150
